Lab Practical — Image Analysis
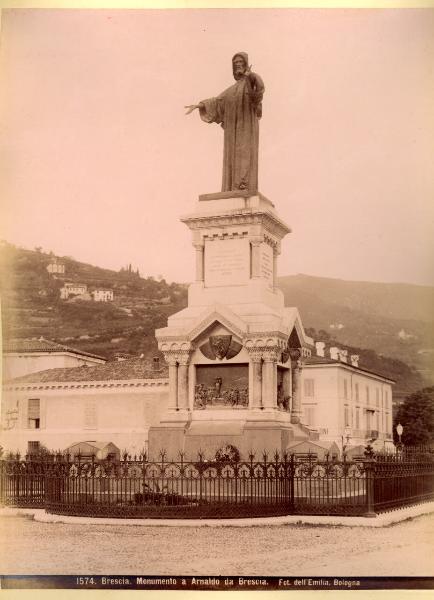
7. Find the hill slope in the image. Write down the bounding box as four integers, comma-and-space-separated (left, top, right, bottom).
1, 242, 431, 402
278, 274, 434, 384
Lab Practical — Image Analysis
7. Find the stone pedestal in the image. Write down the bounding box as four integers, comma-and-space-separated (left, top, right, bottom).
148, 191, 315, 460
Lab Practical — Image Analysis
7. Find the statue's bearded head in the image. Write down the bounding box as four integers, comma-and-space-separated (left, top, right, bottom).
232, 52, 248, 80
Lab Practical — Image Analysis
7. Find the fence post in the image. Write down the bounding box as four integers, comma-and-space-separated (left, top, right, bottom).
363, 458, 377, 518
289, 453, 295, 512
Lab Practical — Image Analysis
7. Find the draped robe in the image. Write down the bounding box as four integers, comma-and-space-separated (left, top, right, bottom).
199, 72, 264, 193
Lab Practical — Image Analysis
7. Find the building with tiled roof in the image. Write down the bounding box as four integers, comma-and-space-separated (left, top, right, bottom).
300, 344, 394, 452
9, 356, 168, 384
1, 357, 169, 456
3, 337, 106, 381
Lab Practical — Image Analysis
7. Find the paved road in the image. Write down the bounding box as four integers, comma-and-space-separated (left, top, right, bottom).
0, 513, 433, 576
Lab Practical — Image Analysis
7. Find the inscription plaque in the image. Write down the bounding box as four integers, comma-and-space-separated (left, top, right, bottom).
205, 238, 250, 287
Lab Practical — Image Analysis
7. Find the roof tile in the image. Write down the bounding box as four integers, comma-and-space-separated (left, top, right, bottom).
6, 357, 168, 384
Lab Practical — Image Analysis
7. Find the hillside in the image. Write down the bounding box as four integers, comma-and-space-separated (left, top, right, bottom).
0, 241, 188, 360
0, 241, 431, 402
279, 274, 434, 385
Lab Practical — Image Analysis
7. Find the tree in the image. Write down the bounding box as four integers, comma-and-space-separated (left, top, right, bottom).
393, 386, 434, 446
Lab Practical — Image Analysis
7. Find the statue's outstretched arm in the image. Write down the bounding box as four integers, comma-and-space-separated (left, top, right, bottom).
185, 103, 204, 115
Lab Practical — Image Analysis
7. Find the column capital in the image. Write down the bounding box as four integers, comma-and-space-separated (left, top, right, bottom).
161, 347, 193, 366
263, 349, 281, 363
162, 352, 179, 366
246, 348, 264, 363
245, 337, 287, 362
177, 350, 193, 366
289, 348, 303, 369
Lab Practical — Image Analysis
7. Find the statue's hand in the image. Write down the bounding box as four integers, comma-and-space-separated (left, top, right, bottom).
185, 104, 199, 115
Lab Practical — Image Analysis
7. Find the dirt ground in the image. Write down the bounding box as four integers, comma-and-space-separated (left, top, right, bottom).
0, 513, 433, 576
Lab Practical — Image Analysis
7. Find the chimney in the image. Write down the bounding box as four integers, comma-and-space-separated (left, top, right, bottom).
338, 349, 348, 363
315, 342, 325, 357
350, 354, 360, 367
329, 347, 339, 360
153, 356, 160, 371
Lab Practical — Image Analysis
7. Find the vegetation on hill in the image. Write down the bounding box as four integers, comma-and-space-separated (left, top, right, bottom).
279, 274, 434, 385
0, 241, 187, 361
0, 241, 431, 403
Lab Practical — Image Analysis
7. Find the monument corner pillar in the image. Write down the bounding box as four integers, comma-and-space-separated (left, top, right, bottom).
247, 349, 264, 409
262, 349, 279, 409
290, 349, 303, 424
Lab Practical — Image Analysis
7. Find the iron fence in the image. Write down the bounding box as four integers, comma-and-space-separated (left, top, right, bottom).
372, 452, 434, 512
1, 448, 433, 518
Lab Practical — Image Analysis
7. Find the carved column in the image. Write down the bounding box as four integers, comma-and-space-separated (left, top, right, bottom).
177, 351, 192, 410
193, 242, 205, 282
249, 350, 263, 409
165, 355, 179, 411
262, 349, 279, 409
290, 349, 303, 423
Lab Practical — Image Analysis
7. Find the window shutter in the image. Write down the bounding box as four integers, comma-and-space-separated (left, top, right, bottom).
28, 399, 40, 418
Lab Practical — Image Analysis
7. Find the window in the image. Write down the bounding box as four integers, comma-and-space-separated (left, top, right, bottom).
28, 399, 40, 429
28, 441, 40, 454
385, 390, 389, 409
343, 379, 348, 399
376, 388, 380, 407
355, 383, 359, 402
355, 407, 360, 429
303, 378, 315, 398
366, 386, 370, 405
376, 412, 380, 430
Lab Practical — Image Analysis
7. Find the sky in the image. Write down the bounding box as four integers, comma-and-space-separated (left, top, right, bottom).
0, 8, 433, 285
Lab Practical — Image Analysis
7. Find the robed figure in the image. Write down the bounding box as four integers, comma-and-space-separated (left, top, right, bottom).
186, 52, 265, 193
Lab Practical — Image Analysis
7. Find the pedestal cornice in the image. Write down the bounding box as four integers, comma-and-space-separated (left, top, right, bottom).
181, 210, 290, 241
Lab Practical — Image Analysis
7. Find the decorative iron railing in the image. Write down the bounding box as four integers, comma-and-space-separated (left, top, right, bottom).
1, 448, 433, 519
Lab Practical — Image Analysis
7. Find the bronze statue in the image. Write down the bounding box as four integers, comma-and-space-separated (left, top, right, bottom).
185, 52, 264, 193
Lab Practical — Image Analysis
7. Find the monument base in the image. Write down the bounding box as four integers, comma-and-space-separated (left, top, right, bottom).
148, 414, 316, 461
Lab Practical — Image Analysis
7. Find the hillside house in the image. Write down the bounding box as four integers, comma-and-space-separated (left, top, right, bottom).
2, 337, 106, 380
60, 283, 87, 299
92, 289, 114, 302
46, 258, 65, 275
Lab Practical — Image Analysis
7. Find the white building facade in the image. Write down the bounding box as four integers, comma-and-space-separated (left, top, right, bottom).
60, 283, 87, 300
46, 259, 65, 275
92, 289, 114, 302
1, 360, 169, 455
300, 355, 394, 452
